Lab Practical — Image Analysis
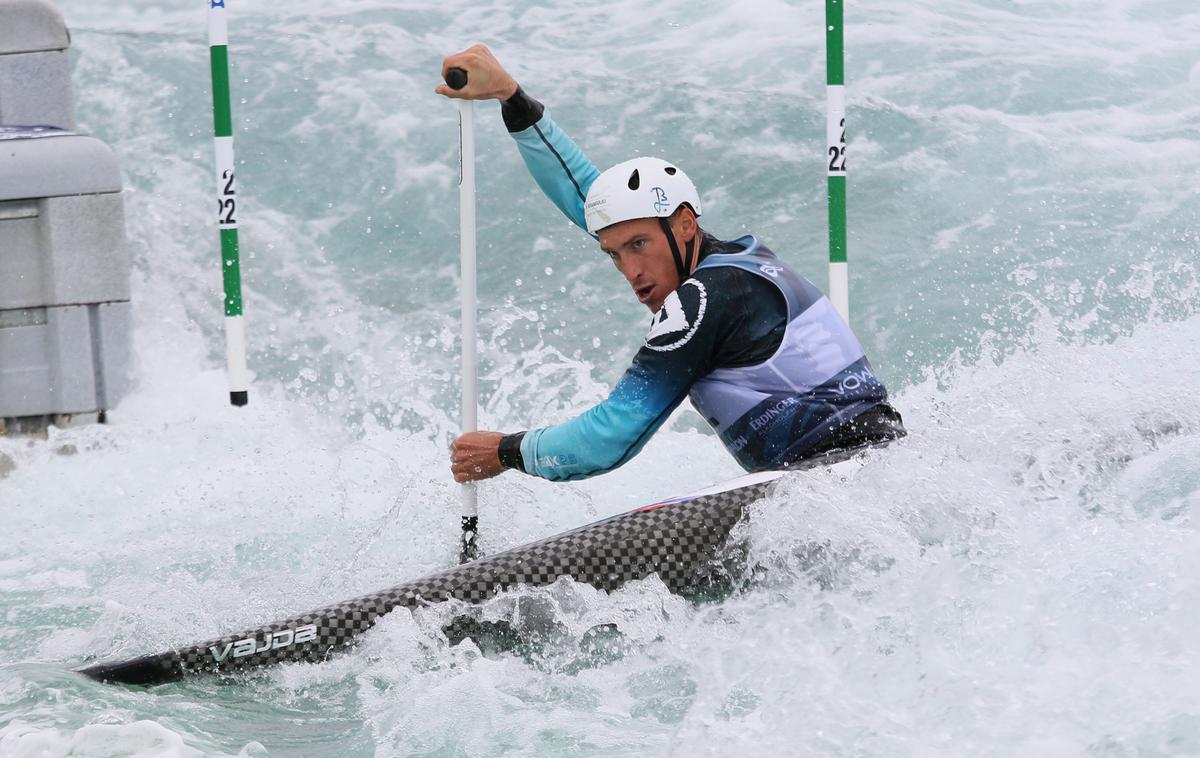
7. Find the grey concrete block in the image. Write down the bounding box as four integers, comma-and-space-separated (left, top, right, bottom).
0, 0, 73, 129
0, 200, 40, 307
43, 193, 130, 304
0, 193, 129, 308
0, 309, 52, 416
0, 1, 131, 423
0, 0, 69, 56
94, 300, 130, 408
0, 304, 95, 416
0, 302, 128, 416
0, 50, 74, 129
0, 132, 120, 201
46, 303, 94, 412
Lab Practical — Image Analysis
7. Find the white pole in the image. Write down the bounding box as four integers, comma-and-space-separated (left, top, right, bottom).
457, 93, 479, 563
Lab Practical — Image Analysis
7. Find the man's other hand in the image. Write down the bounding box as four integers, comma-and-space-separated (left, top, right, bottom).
450, 430, 506, 482
435, 44, 519, 101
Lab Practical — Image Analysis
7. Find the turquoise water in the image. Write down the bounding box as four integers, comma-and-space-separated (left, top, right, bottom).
2, 0, 1199, 755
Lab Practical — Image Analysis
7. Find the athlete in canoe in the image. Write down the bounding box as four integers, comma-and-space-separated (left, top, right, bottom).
438, 45, 904, 483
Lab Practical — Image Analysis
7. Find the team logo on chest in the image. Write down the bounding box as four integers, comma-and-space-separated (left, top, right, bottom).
644, 280, 708, 352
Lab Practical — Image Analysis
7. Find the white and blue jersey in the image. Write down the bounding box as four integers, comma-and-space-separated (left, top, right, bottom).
495, 88, 904, 480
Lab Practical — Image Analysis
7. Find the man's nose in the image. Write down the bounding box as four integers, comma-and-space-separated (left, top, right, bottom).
618, 259, 640, 283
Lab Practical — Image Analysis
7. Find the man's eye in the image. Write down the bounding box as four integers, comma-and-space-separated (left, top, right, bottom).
632, 239, 645, 250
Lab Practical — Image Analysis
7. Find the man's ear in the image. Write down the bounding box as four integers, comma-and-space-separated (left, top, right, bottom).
674, 206, 698, 242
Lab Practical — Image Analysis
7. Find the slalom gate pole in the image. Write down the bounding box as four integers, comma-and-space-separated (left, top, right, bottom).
446, 67, 479, 564
825, 0, 850, 322
208, 0, 249, 406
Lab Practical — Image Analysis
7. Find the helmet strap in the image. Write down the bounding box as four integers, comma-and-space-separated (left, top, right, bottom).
658, 216, 691, 283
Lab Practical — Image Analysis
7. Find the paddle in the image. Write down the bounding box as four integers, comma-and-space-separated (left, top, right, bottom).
446, 67, 479, 563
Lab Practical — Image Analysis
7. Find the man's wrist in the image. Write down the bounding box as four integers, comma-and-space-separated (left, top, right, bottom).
500, 85, 545, 133
498, 431, 527, 472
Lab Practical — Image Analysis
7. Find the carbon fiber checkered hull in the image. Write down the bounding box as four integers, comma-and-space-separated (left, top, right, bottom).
79, 479, 773, 686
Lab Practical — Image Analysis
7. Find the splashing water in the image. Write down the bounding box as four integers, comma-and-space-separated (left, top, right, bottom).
1, 0, 1198, 755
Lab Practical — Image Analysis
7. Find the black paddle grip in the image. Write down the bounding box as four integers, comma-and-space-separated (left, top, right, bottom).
445, 67, 468, 90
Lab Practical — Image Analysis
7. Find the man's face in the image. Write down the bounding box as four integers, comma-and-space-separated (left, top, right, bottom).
598, 213, 693, 313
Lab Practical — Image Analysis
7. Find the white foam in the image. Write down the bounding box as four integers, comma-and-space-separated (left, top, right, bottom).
3, 0, 1198, 754
0, 719, 206, 758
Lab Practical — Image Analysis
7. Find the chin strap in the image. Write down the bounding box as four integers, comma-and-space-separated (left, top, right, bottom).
658, 216, 697, 283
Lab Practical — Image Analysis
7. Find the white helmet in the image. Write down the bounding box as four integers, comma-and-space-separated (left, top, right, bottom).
584, 157, 702, 235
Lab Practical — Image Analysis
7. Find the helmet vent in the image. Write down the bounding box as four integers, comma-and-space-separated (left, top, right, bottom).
664, 166, 677, 175
627, 170, 640, 190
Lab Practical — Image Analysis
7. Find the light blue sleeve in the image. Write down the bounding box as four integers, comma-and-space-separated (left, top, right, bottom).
510, 112, 601, 233
519, 369, 688, 481
510, 109, 691, 480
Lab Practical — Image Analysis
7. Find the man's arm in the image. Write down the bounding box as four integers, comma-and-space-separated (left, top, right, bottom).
449, 345, 695, 483
434, 44, 600, 234
514, 359, 691, 481
501, 89, 599, 233
449, 353, 687, 482
448, 266, 784, 482
514, 268, 750, 481
438, 44, 683, 483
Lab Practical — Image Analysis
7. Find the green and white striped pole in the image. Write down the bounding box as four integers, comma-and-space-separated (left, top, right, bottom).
208, 0, 249, 406
825, 0, 849, 322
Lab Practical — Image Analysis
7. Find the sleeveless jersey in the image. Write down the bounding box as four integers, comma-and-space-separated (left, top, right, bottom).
688, 238, 889, 470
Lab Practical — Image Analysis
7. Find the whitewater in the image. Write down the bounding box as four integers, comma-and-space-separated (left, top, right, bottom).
2, 0, 1198, 755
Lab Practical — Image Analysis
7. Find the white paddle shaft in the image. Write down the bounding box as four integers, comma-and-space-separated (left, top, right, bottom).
459, 100, 478, 520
